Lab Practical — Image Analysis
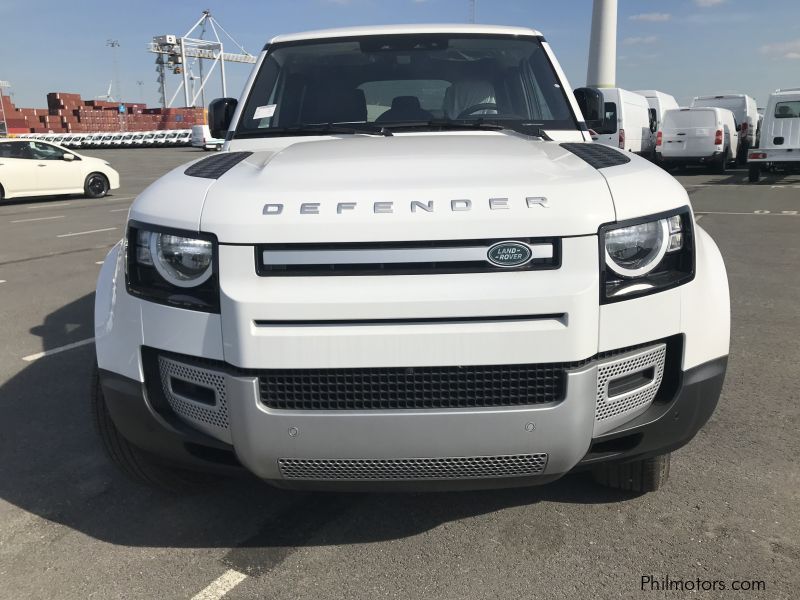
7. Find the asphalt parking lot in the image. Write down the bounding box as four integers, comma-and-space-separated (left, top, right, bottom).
0, 148, 798, 600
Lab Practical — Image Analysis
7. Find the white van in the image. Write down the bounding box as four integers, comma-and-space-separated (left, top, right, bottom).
580, 88, 654, 156
691, 94, 758, 164
657, 107, 739, 173
634, 90, 679, 147
748, 88, 800, 182
190, 124, 224, 151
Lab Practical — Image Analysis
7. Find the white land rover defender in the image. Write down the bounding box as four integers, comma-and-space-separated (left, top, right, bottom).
93, 25, 730, 493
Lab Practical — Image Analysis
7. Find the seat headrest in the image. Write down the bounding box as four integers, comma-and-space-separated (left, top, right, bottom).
391, 96, 422, 111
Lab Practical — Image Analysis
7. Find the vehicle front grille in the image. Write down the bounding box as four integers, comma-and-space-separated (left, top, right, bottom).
256, 237, 560, 276
278, 454, 549, 480
259, 362, 582, 410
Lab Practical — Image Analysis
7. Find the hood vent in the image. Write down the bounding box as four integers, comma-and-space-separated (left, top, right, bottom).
561, 143, 631, 169
184, 151, 252, 179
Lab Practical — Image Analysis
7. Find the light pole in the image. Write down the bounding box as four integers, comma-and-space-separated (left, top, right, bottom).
107, 39, 124, 130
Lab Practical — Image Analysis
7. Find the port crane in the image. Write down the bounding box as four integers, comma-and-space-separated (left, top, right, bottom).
148, 10, 256, 108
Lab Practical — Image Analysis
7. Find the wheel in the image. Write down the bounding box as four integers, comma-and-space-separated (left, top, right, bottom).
748, 163, 761, 183
591, 453, 671, 493
711, 152, 727, 174
84, 173, 109, 198
91, 366, 210, 492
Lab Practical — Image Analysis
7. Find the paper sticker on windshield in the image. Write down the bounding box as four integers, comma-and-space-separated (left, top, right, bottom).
254, 104, 276, 119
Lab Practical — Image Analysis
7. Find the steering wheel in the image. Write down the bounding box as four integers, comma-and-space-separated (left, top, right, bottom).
456, 103, 499, 119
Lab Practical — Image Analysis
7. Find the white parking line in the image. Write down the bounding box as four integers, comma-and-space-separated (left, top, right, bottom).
26, 203, 71, 210
57, 227, 117, 238
0, 280, 6, 284
695, 214, 704, 222
22, 338, 95, 362
109, 207, 129, 212
11, 215, 65, 223
190, 570, 248, 600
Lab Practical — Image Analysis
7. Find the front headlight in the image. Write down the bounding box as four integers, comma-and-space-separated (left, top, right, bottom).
605, 219, 669, 277
600, 209, 694, 303
126, 224, 219, 312
147, 232, 213, 287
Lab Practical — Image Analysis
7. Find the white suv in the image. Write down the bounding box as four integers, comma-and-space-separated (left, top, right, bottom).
93, 25, 730, 494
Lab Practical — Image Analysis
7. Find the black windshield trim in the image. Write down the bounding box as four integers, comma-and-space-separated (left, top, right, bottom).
263, 32, 545, 52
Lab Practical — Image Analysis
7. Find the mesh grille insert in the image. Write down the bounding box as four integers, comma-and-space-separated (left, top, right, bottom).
595, 344, 666, 429
278, 454, 548, 480
158, 356, 230, 437
259, 362, 578, 410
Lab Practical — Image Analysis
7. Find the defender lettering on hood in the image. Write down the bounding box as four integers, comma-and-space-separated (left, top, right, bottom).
262, 197, 549, 215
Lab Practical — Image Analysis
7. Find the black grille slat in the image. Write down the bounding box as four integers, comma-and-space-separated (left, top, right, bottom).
259, 363, 575, 410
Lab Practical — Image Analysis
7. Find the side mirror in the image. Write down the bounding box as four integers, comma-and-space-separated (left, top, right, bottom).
62, 153, 75, 161
574, 87, 605, 131
208, 97, 238, 140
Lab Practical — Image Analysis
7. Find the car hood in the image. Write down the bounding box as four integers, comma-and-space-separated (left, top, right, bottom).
130, 134, 689, 242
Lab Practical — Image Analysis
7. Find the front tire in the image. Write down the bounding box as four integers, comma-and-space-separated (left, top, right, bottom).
591, 453, 671, 493
84, 173, 110, 198
91, 367, 210, 492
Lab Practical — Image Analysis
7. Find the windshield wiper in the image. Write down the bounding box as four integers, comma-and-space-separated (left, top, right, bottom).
235, 123, 392, 138
382, 118, 552, 140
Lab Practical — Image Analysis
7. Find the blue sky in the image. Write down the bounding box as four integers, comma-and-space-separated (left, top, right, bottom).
1, 0, 798, 109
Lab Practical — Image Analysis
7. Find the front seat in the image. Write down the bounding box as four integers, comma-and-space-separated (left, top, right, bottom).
443, 80, 497, 119
375, 96, 434, 123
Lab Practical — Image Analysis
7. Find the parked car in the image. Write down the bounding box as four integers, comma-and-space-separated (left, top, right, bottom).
130, 132, 146, 147
164, 131, 181, 146
576, 87, 655, 156
120, 133, 136, 147
152, 132, 168, 146
691, 94, 758, 165
177, 130, 192, 146
191, 124, 224, 150
634, 90, 680, 148
93, 24, 730, 495
748, 88, 800, 182
0, 139, 119, 200
657, 107, 739, 173
141, 132, 157, 146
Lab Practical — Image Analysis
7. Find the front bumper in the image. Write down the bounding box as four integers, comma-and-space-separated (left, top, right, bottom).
98, 341, 726, 491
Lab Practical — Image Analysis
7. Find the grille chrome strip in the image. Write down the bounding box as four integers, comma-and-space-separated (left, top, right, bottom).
262, 244, 554, 265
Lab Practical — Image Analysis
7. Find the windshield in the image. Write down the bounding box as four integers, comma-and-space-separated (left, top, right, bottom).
236, 34, 576, 137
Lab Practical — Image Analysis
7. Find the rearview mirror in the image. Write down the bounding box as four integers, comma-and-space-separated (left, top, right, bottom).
574, 87, 605, 131
208, 97, 238, 141
62, 153, 75, 161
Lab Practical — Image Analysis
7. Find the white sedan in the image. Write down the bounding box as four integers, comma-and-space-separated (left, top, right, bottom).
0, 139, 120, 200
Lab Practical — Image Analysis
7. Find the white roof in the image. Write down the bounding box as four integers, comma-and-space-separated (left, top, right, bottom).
270, 24, 542, 45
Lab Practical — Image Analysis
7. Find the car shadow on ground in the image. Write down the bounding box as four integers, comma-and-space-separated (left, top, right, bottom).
0, 293, 640, 558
